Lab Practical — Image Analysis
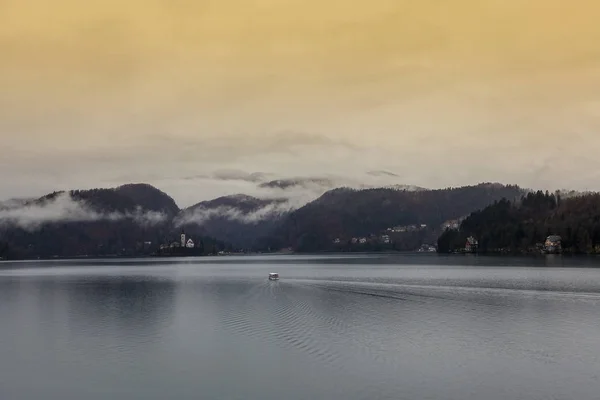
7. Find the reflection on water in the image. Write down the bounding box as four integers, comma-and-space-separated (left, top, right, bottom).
1, 254, 600, 399
65, 277, 176, 339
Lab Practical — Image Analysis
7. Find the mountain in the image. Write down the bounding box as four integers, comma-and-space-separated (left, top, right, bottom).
50, 183, 181, 217
175, 194, 290, 249
257, 177, 426, 193
186, 194, 282, 212
113, 183, 180, 216
257, 183, 525, 252
437, 190, 600, 254
0, 181, 556, 258
0, 184, 228, 259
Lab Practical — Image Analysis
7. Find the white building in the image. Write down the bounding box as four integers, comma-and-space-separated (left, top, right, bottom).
186, 238, 195, 248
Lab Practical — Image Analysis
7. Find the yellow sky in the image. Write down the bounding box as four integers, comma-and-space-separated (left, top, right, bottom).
1, 1, 600, 203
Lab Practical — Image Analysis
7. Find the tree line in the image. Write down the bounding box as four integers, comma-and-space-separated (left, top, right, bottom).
438, 191, 600, 254
258, 183, 524, 252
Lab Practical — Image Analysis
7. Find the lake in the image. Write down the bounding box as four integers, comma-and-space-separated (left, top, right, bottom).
1, 254, 600, 399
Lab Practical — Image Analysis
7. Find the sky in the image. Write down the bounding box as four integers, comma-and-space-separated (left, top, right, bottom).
1, 0, 600, 207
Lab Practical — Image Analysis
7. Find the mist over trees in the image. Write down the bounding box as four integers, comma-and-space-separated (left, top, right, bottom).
3, 182, 600, 259
0, 184, 229, 259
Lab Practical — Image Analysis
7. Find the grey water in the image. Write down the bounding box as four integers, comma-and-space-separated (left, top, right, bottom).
1, 254, 600, 400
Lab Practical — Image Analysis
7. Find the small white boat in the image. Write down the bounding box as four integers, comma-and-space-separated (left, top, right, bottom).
268, 273, 279, 281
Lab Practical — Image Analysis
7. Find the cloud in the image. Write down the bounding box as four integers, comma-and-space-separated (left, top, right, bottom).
172, 169, 430, 227
2, 0, 600, 206
0, 198, 32, 209
144, 165, 422, 208
250, 172, 425, 207
0, 192, 168, 231
211, 169, 270, 183
258, 177, 335, 190
175, 200, 294, 226
367, 170, 400, 178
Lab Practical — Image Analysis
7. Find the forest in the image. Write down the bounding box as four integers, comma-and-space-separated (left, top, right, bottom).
258, 183, 524, 252
437, 191, 600, 254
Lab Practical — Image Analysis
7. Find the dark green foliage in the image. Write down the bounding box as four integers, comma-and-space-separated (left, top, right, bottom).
67, 184, 179, 215
438, 191, 600, 254
114, 184, 180, 216
437, 229, 465, 253
0, 241, 10, 259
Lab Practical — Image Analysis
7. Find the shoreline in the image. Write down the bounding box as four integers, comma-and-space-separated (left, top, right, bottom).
5, 250, 600, 262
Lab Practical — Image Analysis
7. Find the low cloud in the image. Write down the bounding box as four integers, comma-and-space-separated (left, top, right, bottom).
0, 192, 168, 231
149, 169, 420, 209
175, 200, 294, 226
172, 169, 426, 227
250, 173, 426, 208
0, 198, 31, 209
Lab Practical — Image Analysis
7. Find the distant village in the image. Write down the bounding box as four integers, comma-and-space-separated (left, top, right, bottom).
330, 221, 449, 252
327, 216, 566, 255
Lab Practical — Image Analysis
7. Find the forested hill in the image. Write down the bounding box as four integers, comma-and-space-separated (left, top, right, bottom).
437, 191, 600, 254
8, 181, 586, 259
175, 194, 290, 250
0, 184, 228, 259
257, 183, 525, 252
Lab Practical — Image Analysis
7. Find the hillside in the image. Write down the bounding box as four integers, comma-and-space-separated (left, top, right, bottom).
0, 184, 228, 259
0, 181, 537, 258
437, 190, 600, 254
258, 183, 525, 252
175, 194, 290, 249
113, 183, 180, 216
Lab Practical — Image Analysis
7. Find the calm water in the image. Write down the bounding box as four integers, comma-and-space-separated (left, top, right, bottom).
1, 254, 600, 399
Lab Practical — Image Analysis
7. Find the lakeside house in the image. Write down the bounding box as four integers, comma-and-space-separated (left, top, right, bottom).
387, 224, 427, 233
544, 235, 562, 254
465, 236, 478, 253
418, 244, 437, 252
441, 220, 460, 230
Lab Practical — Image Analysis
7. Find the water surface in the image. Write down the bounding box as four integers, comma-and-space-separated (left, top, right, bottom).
1, 254, 600, 399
